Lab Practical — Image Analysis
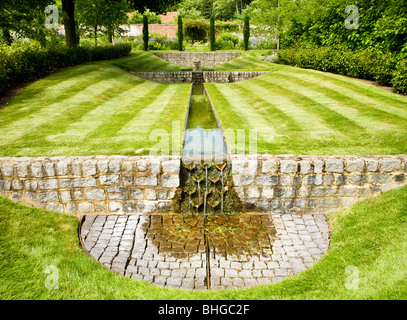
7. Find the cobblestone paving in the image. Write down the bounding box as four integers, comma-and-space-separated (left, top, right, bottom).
80, 213, 330, 290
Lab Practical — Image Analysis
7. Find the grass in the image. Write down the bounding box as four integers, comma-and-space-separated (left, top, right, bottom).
205, 52, 407, 155
1, 50, 406, 157
0, 185, 406, 299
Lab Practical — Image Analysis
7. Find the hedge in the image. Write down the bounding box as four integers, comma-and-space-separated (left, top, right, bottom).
277, 47, 407, 95
0, 42, 132, 98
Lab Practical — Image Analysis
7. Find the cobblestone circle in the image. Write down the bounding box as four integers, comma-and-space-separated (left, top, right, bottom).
80, 213, 330, 290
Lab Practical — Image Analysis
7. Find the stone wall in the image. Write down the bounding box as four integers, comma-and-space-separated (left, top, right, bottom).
132, 71, 269, 83
123, 24, 178, 39
1, 155, 406, 216
231, 155, 407, 214
0, 156, 181, 215
153, 52, 242, 67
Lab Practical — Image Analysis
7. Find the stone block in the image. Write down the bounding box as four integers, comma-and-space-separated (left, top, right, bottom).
25, 180, 37, 191
348, 174, 369, 185
0, 179, 11, 191
319, 198, 340, 208
371, 174, 392, 184
280, 160, 298, 173
30, 163, 43, 178
300, 160, 311, 174
71, 161, 83, 176
16, 164, 29, 178
84, 161, 97, 176
39, 179, 58, 190
138, 201, 156, 213
379, 159, 401, 172
325, 159, 343, 173
84, 189, 106, 200
256, 175, 279, 186
78, 202, 92, 213
73, 177, 97, 188
338, 186, 357, 197
59, 179, 71, 188
276, 188, 295, 198
135, 175, 157, 186
38, 191, 59, 203
1, 163, 14, 177
262, 187, 274, 199
136, 160, 149, 172
232, 159, 246, 174
12, 179, 23, 190
261, 159, 278, 173
313, 160, 323, 173
312, 187, 337, 197
130, 188, 143, 200
304, 175, 322, 186
100, 175, 119, 186
60, 191, 72, 202
109, 202, 122, 212
56, 161, 70, 176
161, 175, 179, 188
346, 159, 365, 172
246, 160, 258, 174
162, 160, 180, 173
247, 187, 260, 198
145, 189, 157, 200
47, 203, 64, 213
109, 160, 121, 173
366, 159, 378, 172
97, 160, 109, 173
233, 175, 255, 186
44, 163, 56, 177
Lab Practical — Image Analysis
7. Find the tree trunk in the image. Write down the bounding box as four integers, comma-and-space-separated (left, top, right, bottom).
62, 0, 77, 47
94, 26, 98, 47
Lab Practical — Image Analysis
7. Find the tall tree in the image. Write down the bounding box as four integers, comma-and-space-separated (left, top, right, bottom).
177, 14, 184, 51
61, 0, 78, 46
143, 15, 149, 51
209, 14, 216, 51
243, 15, 250, 50
126, 0, 181, 14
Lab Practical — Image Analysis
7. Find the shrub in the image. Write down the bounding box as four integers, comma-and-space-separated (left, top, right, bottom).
392, 60, 407, 95
183, 20, 209, 42
0, 43, 131, 98
129, 9, 161, 24
277, 46, 405, 94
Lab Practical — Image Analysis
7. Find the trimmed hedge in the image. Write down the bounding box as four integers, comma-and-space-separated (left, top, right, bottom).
277, 47, 407, 95
0, 43, 131, 98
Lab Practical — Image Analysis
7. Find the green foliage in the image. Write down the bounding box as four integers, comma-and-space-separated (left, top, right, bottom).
392, 60, 407, 95
142, 15, 149, 51
277, 46, 405, 93
0, 42, 131, 98
129, 9, 162, 24
183, 19, 209, 42
209, 15, 216, 51
215, 33, 239, 50
177, 15, 184, 51
243, 15, 250, 51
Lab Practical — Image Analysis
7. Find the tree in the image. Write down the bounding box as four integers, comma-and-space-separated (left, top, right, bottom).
243, 15, 250, 50
209, 15, 216, 51
143, 15, 149, 51
0, 0, 55, 46
76, 0, 128, 46
61, 0, 78, 46
126, 0, 181, 14
177, 15, 184, 51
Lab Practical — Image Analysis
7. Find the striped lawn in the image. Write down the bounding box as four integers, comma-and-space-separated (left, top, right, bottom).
206, 55, 407, 155
0, 59, 190, 157
1, 51, 406, 157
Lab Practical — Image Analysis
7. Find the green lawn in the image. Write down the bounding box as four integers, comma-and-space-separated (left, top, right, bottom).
1, 50, 406, 157
1, 185, 406, 299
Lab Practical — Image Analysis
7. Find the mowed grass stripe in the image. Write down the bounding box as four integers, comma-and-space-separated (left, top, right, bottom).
211, 83, 277, 141
46, 79, 159, 143
277, 68, 407, 118
271, 72, 405, 130
0, 67, 118, 128
273, 71, 407, 129
112, 52, 186, 72
243, 77, 338, 136
254, 76, 371, 133
0, 69, 132, 148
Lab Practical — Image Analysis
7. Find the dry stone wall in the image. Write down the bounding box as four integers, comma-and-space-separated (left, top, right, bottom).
132, 71, 269, 83
1, 155, 406, 216
153, 52, 242, 68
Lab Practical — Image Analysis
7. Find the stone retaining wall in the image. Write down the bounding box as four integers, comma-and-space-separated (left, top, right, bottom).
1, 155, 406, 216
132, 71, 269, 83
153, 52, 242, 67
0, 156, 181, 215
231, 155, 407, 214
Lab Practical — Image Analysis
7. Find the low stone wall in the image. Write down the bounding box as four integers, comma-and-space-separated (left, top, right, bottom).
0, 156, 181, 215
132, 71, 269, 83
153, 52, 242, 67
1, 155, 406, 216
231, 155, 407, 214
